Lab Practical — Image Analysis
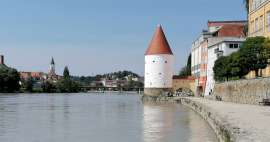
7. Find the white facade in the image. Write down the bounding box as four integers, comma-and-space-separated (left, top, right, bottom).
144, 54, 174, 88
204, 37, 246, 96
191, 33, 212, 77
191, 43, 202, 77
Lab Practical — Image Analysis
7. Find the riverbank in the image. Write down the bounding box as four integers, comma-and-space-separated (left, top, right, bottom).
174, 97, 270, 142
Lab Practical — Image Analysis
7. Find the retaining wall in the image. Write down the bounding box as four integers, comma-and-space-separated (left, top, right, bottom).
213, 78, 270, 105
177, 98, 237, 142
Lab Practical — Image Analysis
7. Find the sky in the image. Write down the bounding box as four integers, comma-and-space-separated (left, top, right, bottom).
0, 0, 246, 76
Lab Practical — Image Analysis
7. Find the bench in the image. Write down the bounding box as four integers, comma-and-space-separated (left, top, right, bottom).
259, 99, 270, 106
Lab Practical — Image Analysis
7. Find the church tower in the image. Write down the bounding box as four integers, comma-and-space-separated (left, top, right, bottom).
49, 57, 56, 77
144, 25, 174, 97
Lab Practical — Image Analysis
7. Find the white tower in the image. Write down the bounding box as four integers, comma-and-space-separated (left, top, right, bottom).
144, 25, 174, 96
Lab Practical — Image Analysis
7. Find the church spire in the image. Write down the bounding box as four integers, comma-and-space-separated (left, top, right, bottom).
51, 57, 55, 65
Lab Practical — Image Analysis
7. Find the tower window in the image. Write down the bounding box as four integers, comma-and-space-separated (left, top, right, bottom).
165, 61, 167, 63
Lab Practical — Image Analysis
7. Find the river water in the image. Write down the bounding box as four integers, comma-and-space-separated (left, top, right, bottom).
0, 93, 217, 142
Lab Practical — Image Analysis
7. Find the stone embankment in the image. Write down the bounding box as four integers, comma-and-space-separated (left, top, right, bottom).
213, 78, 270, 105
175, 97, 270, 142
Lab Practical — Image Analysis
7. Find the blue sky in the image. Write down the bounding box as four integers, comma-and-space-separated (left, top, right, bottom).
0, 0, 246, 76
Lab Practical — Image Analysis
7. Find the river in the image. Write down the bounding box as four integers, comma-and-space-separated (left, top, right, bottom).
0, 93, 217, 142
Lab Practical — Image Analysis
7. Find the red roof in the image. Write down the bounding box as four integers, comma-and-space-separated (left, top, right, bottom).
145, 25, 173, 55
217, 24, 245, 37
208, 20, 247, 27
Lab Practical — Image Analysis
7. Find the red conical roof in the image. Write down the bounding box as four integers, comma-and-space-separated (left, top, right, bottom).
145, 25, 173, 55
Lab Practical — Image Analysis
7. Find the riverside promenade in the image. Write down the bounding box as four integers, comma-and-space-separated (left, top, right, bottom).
174, 97, 270, 142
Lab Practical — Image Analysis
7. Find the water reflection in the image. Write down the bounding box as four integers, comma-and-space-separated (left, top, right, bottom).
143, 102, 217, 142
0, 94, 217, 142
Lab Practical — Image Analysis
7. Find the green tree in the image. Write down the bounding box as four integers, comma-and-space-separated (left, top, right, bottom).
0, 65, 20, 92
56, 79, 80, 93
41, 81, 56, 93
213, 37, 270, 81
179, 54, 191, 77
239, 37, 268, 77
63, 66, 70, 79
56, 66, 80, 93
213, 56, 231, 81
22, 77, 34, 92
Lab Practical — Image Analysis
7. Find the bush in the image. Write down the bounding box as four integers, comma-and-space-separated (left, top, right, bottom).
0, 65, 20, 92
21, 77, 34, 92
56, 79, 80, 93
41, 81, 56, 93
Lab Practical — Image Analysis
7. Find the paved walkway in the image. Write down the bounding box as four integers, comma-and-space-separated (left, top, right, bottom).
176, 97, 270, 142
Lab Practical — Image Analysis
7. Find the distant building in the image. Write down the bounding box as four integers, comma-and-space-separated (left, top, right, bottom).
20, 72, 46, 81
47, 57, 61, 81
144, 25, 174, 96
191, 21, 246, 96
48, 57, 56, 79
20, 57, 61, 82
101, 79, 128, 88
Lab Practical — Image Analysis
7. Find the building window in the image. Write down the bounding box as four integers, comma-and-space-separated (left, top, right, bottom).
233, 44, 239, 48
159, 73, 162, 75
260, 15, 264, 31
251, 20, 254, 33
152, 61, 155, 63
165, 61, 167, 63
229, 44, 239, 49
214, 48, 220, 53
267, 11, 270, 32
252, 0, 267, 11
255, 18, 259, 32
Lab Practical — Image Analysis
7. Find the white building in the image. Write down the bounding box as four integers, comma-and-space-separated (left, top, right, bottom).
191, 21, 247, 96
144, 25, 174, 96
204, 37, 246, 96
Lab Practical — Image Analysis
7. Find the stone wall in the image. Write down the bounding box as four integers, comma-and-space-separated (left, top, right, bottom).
144, 88, 171, 97
177, 98, 234, 142
143, 88, 172, 102
172, 77, 196, 94
213, 78, 270, 105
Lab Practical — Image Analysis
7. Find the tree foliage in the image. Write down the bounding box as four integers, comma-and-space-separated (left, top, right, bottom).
214, 37, 270, 81
21, 77, 34, 92
41, 81, 56, 93
0, 65, 20, 92
63, 66, 70, 79
179, 54, 191, 77
56, 66, 80, 93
